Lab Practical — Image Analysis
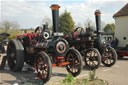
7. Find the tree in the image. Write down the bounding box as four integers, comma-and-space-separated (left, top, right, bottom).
0, 20, 20, 32
104, 24, 115, 33
59, 10, 75, 34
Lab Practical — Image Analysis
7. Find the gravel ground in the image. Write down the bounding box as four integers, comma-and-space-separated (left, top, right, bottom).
0, 53, 128, 85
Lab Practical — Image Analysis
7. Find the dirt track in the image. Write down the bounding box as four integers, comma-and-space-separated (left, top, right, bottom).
0, 53, 128, 85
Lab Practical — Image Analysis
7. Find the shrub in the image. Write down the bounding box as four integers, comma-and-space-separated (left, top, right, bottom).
7, 30, 22, 40
62, 74, 76, 85
8, 34, 17, 40
89, 70, 96, 81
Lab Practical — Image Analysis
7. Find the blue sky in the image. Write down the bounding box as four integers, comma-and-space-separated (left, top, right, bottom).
0, 0, 128, 29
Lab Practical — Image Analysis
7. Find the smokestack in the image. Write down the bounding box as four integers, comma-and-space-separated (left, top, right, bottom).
95, 10, 101, 35
50, 4, 60, 33
43, 23, 48, 32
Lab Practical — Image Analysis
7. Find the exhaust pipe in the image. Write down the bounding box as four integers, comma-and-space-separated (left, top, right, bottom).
95, 10, 101, 36
50, 4, 60, 33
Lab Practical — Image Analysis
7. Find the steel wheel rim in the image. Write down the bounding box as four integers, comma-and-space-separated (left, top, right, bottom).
35, 55, 48, 80
85, 50, 99, 67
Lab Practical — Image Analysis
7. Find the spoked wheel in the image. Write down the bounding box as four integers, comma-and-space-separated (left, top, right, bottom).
102, 46, 117, 67
35, 51, 52, 83
84, 48, 101, 70
66, 48, 83, 77
7, 39, 24, 72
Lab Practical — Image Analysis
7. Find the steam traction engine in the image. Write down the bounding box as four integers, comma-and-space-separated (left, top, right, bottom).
64, 26, 101, 70
64, 10, 117, 69
7, 4, 83, 83
94, 10, 117, 67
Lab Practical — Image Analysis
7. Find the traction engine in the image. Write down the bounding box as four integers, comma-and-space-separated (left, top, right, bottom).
7, 4, 83, 83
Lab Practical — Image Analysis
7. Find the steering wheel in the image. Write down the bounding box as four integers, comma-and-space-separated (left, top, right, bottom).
35, 26, 43, 33
73, 27, 85, 38
74, 27, 85, 33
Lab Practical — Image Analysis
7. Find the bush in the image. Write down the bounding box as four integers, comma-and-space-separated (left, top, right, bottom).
62, 74, 76, 85
7, 30, 22, 40
8, 34, 17, 40
89, 70, 96, 81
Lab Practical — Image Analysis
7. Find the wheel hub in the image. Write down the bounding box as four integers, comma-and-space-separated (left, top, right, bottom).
89, 57, 95, 61
10, 53, 15, 58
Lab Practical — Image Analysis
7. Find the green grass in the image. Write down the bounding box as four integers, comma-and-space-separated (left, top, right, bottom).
50, 70, 108, 85
89, 70, 96, 81
62, 74, 76, 85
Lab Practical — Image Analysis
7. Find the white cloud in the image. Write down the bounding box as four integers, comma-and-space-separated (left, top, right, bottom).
1, 1, 51, 28
1, 1, 49, 17
60, 3, 95, 25
0, 0, 1, 21
1, 0, 128, 28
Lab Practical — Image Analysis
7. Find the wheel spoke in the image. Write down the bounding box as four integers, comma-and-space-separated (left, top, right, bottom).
88, 51, 91, 56
91, 51, 94, 57
92, 61, 96, 66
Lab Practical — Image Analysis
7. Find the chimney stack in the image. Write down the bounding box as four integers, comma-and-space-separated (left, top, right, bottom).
95, 10, 101, 36
50, 4, 60, 33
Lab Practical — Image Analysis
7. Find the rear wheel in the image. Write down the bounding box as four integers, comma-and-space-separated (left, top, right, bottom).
84, 48, 101, 70
35, 51, 52, 83
102, 47, 117, 67
66, 48, 83, 77
7, 39, 24, 72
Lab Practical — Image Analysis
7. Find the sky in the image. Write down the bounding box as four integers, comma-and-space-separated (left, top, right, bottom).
0, 0, 128, 29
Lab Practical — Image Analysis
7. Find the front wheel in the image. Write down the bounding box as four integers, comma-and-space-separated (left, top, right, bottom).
65, 48, 83, 77
102, 47, 117, 67
35, 51, 52, 83
84, 48, 101, 70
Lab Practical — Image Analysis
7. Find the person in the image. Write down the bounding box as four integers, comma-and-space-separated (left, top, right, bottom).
111, 37, 118, 49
